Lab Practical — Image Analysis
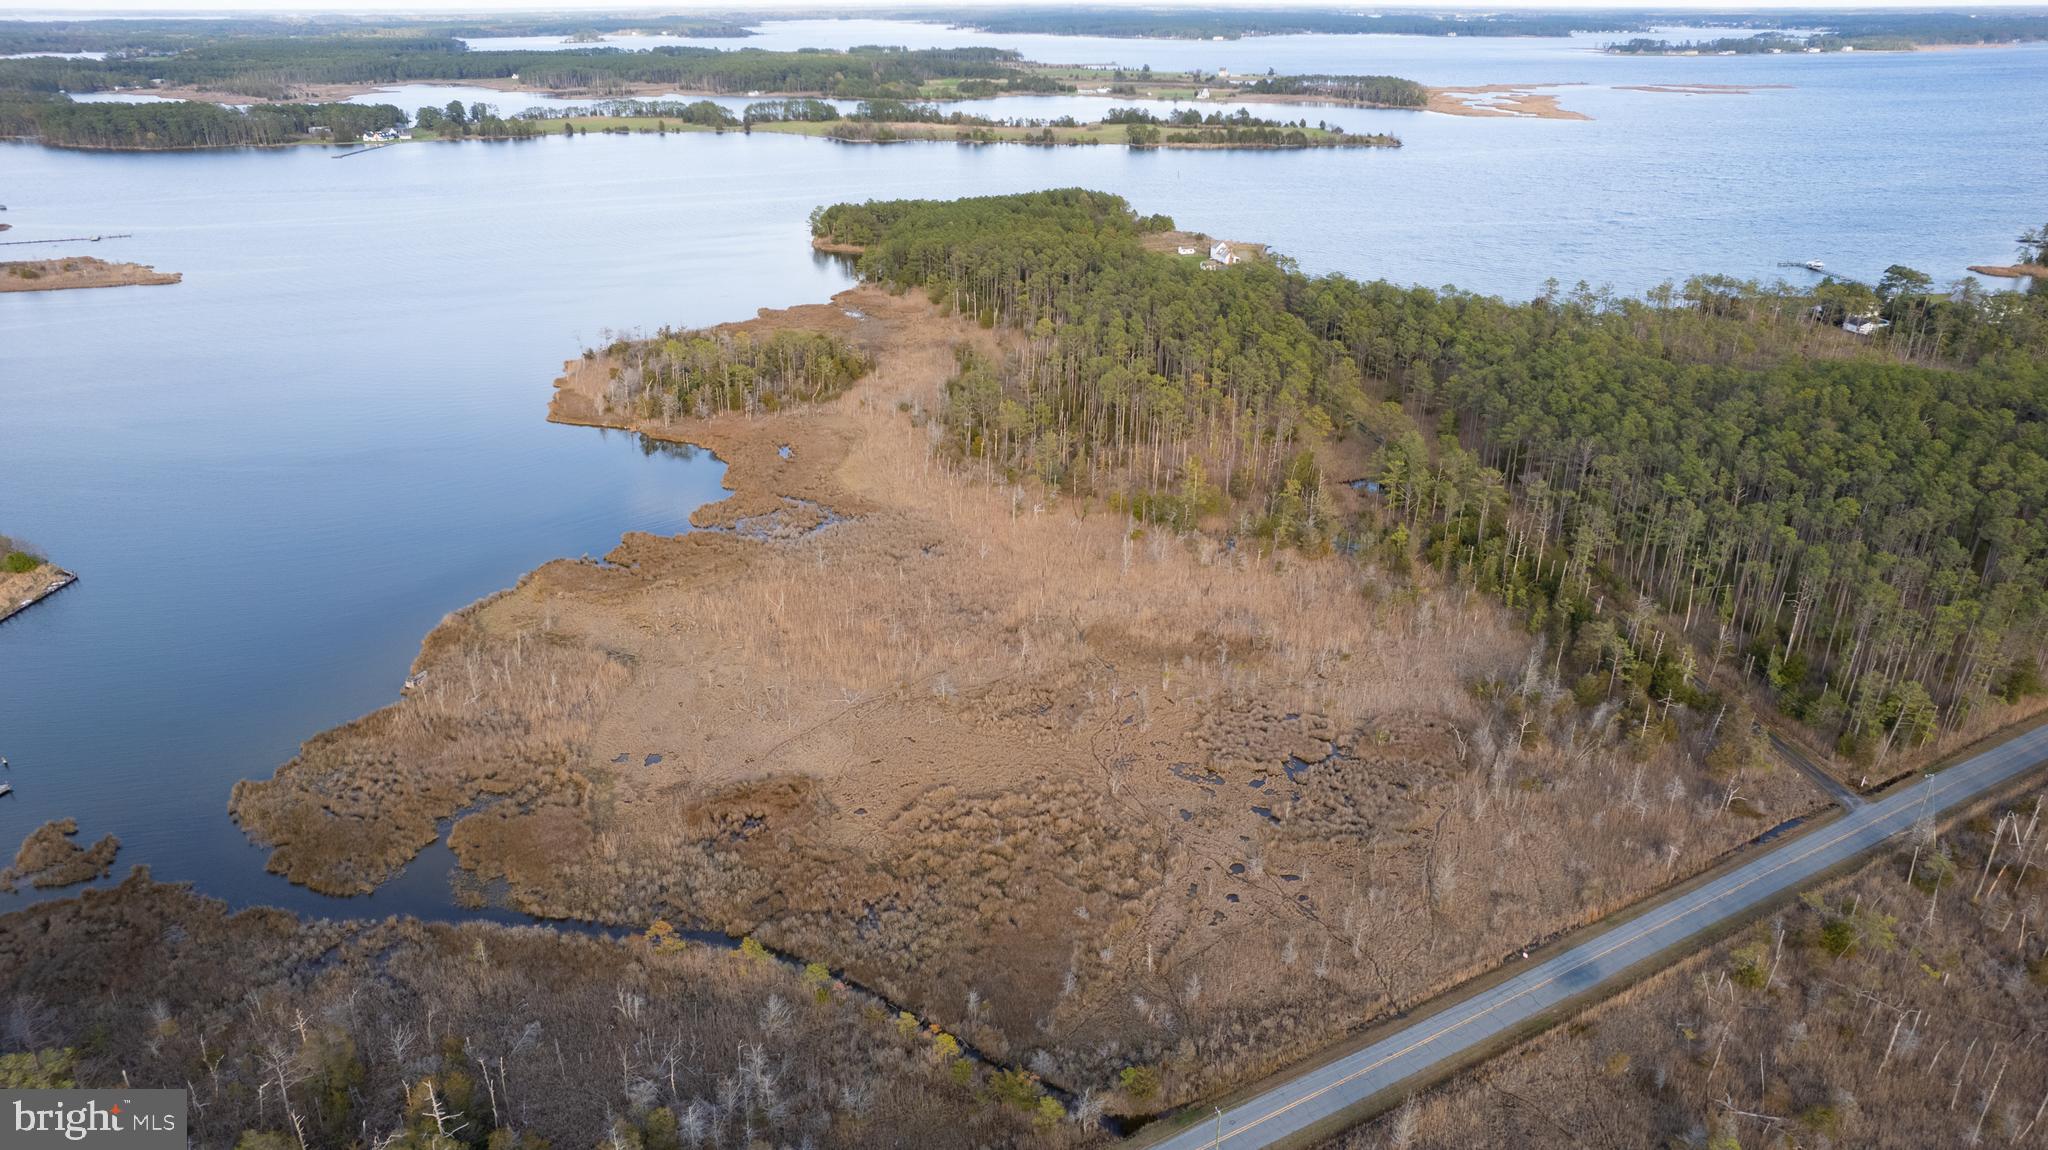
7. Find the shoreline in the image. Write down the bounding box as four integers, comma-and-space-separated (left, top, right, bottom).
86, 76, 1591, 129
1968, 262, 2047, 279
223, 231, 1817, 1123
14, 114, 1400, 153
1, 257, 180, 291
0, 565, 76, 625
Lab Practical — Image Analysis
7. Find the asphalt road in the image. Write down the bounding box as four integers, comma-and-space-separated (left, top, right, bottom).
1142, 721, 2048, 1150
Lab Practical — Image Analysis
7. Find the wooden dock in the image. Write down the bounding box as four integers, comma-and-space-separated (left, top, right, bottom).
0, 234, 132, 247
0, 567, 77, 626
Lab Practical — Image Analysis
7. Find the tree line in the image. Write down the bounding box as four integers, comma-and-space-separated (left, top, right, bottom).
0, 38, 1056, 102
0, 15, 749, 57
945, 8, 1632, 39
589, 327, 874, 419
1104, 105, 1395, 148
0, 95, 404, 148
811, 190, 2048, 762
1237, 74, 1429, 109
1609, 13, 2048, 54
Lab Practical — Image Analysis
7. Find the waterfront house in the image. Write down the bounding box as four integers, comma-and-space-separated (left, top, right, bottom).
1210, 241, 1238, 265
1841, 314, 1890, 336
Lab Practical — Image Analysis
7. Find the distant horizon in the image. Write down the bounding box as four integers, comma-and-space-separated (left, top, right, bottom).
9, 2, 2048, 19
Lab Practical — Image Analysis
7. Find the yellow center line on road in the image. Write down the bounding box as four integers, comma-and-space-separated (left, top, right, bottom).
1181, 742, 2038, 1149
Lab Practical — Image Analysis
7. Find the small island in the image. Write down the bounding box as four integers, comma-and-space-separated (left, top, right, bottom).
2, 256, 180, 293
0, 819, 121, 893
0, 538, 75, 623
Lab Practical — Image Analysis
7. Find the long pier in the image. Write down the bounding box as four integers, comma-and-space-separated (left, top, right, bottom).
1776, 259, 1873, 289
0, 233, 132, 247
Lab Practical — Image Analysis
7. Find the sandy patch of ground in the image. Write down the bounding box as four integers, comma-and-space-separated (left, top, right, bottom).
0, 562, 77, 623
1426, 83, 1591, 121
230, 281, 1817, 1111
1139, 230, 1268, 262
1969, 263, 2048, 279
0, 257, 179, 293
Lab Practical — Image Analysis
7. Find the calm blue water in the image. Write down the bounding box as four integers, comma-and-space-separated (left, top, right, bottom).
2, 25, 2044, 921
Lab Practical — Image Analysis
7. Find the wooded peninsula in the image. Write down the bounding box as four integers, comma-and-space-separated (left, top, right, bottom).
0, 93, 1399, 151
809, 192, 2047, 768
107, 188, 2025, 1150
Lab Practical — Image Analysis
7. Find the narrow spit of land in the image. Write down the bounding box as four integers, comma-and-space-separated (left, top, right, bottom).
0, 555, 76, 623
1969, 262, 2048, 279
0, 256, 179, 292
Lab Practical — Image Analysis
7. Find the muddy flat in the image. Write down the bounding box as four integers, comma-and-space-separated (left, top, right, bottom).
1425, 83, 1591, 121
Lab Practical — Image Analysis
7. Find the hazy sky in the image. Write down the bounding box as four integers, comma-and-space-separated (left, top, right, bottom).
9, 1, 2046, 15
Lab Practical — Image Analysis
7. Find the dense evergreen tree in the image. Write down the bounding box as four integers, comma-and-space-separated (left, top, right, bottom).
814, 191, 2048, 755
0, 41, 1049, 102
1237, 74, 1428, 108
0, 96, 404, 147
593, 328, 873, 419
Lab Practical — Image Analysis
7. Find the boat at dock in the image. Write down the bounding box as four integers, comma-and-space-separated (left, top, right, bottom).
1804, 259, 1825, 271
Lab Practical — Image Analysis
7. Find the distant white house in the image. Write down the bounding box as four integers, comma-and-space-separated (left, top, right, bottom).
1196, 87, 1211, 99
1176, 245, 1198, 256
1210, 241, 1238, 265
1841, 314, 1891, 336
